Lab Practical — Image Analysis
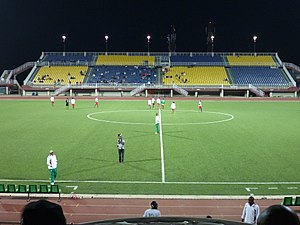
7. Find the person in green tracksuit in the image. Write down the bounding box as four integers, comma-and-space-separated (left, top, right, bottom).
46, 150, 58, 185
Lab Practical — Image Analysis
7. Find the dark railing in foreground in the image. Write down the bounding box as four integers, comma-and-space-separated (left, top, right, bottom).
0, 217, 247, 225
76, 217, 245, 225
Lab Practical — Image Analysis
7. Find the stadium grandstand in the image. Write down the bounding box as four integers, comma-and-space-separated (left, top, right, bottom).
0, 51, 299, 98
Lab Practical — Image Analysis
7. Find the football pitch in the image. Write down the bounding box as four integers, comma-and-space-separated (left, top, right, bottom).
0, 98, 299, 196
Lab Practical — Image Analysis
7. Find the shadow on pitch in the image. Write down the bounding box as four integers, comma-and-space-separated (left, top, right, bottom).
63, 158, 115, 176
125, 158, 161, 163
163, 130, 195, 141
124, 161, 161, 178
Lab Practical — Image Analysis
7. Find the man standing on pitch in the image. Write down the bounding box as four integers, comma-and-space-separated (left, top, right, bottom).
155, 112, 160, 134
198, 100, 203, 112
47, 150, 58, 185
50, 96, 55, 107
94, 96, 99, 108
71, 97, 76, 109
117, 134, 125, 163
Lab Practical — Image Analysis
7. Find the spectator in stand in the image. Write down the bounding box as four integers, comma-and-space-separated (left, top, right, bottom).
143, 201, 161, 217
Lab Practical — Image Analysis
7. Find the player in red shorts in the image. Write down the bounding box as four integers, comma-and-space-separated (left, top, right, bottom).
198, 100, 203, 112
50, 96, 55, 107
94, 96, 99, 108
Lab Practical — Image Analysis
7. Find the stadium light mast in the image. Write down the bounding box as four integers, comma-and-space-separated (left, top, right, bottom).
147, 35, 151, 55
62, 35, 66, 53
211, 35, 215, 56
253, 35, 258, 55
105, 35, 109, 55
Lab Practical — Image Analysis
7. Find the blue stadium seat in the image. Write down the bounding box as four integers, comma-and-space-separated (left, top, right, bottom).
230, 66, 290, 86
87, 66, 157, 84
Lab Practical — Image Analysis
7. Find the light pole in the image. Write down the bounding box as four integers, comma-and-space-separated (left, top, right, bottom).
211, 35, 215, 55
62, 35, 66, 53
105, 35, 109, 54
147, 35, 151, 55
253, 35, 258, 54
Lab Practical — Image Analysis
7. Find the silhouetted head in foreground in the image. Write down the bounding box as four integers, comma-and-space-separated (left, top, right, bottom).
151, 201, 158, 209
21, 199, 66, 225
257, 204, 300, 225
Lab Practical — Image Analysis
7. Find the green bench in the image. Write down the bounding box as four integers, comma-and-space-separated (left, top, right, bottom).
0, 184, 61, 201
282, 196, 300, 206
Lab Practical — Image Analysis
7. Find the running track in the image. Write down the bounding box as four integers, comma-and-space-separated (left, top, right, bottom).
0, 197, 299, 224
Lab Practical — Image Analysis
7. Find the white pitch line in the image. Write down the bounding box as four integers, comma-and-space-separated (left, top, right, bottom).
1, 179, 300, 185
159, 108, 166, 183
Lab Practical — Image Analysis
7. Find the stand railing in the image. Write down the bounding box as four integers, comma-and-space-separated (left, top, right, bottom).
54, 85, 70, 96
172, 84, 188, 96
130, 84, 146, 96
249, 84, 265, 97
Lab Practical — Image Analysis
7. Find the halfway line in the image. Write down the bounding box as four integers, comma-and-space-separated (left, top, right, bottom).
159, 108, 165, 183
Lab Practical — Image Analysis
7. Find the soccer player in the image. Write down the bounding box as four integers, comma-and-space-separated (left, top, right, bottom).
155, 112, 160, 134
94, 96, 99, 108
170, 101, 176, 113
151, 97, 155, 109
50, 96, 55, 107
161, 98, 165, 109
156, 97, 161, 109
148, 98, 152, 109
46, 150, 58, 185
198, 100, 203, 112
71, 97, 76, 109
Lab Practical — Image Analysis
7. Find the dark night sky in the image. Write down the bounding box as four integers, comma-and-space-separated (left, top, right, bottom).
1, 0, 300, 72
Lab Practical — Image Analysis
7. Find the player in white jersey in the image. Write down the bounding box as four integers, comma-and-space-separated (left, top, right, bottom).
148, 99, 152, 109
170, 101, 176, 113
198, 100, 203, 112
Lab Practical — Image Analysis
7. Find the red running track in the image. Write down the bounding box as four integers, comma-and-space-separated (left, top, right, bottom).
0, 197, 298, 224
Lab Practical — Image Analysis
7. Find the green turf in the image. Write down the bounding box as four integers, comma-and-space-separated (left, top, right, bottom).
0, 99, 299, 195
